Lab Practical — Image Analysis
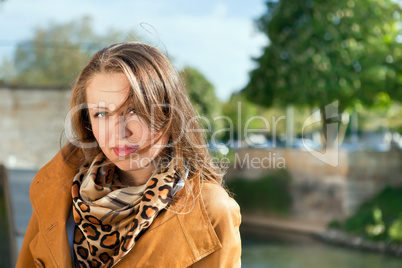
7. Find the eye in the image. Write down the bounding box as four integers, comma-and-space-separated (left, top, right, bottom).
94, 111, 108, 118
128, 108, 136, 115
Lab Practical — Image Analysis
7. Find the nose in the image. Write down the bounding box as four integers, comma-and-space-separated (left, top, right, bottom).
113, 115, 133, 141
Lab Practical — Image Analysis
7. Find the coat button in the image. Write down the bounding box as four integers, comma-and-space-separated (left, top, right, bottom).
34, 258, 44, 268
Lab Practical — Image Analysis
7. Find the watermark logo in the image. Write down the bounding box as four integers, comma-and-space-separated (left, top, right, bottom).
301, 101, 339, 167
63, 100, 341, 169
234, 152, 286, 169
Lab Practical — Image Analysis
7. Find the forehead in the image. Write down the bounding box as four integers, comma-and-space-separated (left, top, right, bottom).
86, 72, 131, 108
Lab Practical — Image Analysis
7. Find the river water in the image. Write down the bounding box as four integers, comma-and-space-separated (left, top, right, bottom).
241, 234, 402, 268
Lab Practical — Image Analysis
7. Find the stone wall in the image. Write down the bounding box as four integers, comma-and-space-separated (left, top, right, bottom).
0, 86, 71, 169
226, 148, 402, 221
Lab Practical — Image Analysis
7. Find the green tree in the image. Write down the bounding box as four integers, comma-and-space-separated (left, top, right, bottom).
1, 16, 136, 86
243, 0, 402, 147
221, 92, 260, 141
179, 67, 222, 138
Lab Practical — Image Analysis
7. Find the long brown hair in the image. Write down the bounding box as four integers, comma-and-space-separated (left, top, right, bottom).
62, 42, 224, 188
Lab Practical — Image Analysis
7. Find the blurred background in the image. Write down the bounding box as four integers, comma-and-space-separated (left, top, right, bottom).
0, 0, 402, 267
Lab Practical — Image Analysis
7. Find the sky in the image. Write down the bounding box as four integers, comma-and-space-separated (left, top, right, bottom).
0, 0, 268, 101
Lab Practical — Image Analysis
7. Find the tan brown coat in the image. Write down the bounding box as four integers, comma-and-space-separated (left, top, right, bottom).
16, 152, 242, 267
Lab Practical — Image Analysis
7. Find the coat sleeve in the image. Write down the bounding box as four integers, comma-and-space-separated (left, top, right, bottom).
191, 184, 242, 268
15, 211, 39, 268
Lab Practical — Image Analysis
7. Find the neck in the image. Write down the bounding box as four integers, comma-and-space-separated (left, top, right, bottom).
117, 163, 156, 186
116, 155, 169, 186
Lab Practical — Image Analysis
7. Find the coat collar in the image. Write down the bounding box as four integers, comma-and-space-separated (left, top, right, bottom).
30, 151, 221, 267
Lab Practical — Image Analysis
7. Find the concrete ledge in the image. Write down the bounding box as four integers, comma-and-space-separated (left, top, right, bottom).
241, 213, 402, 259
241, 213, 326, 236
317, 229, 402, 258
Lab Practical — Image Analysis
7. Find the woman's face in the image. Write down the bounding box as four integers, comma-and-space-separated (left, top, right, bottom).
86, 72, 168, 182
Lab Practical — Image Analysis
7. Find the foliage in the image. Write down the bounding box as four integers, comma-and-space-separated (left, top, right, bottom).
243, 0, 402, 146
245, 0, 402, 108
226, 170, 292, 215
221, 92, 318, 142
389, 217, 402, 242
179, 67, 222, 137
0, 16, 135, 86
327, 219, 342, 229
221, 93, 260, 140
336, 185, 402, 242
358, 102, 402, 132
365, 206, 385, 237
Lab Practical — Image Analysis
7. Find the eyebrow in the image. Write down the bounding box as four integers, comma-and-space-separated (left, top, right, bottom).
89, 106, 110, 110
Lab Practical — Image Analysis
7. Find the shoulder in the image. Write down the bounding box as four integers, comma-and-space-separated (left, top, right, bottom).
34, 151, 65, 176
200, 181, 240, 213
32, 149, 81, 183
31, 151, 63, 187
199, 181, 241, 228
30, 149, 80, 196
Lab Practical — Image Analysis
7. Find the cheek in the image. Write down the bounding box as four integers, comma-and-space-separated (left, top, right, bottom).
91, 121, 109, 147
148, 132, 169, 157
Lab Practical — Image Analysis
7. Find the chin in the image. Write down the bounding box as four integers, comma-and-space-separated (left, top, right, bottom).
114, 154, 154, 171
114, 159, 133, 171
101, 147, 163, 171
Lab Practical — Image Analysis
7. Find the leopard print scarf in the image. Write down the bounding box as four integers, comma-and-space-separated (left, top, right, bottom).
71, 153, 184, 268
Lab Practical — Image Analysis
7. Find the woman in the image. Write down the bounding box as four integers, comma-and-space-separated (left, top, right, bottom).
16, 42, 241, 267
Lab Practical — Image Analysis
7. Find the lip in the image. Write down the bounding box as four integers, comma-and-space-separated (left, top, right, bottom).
112, 145, 139, 157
